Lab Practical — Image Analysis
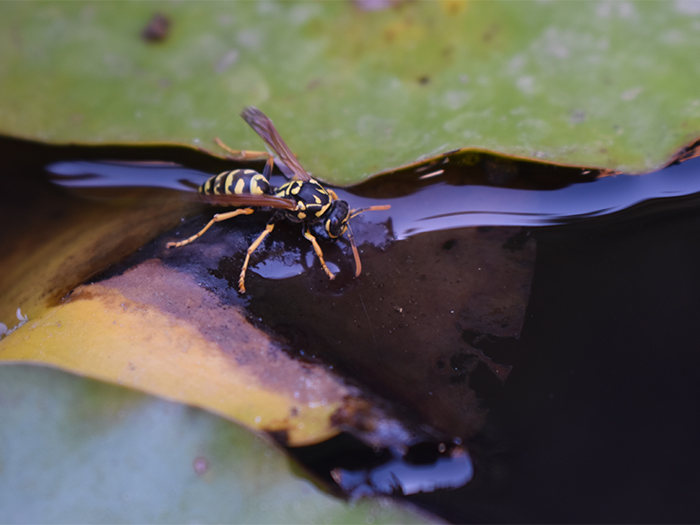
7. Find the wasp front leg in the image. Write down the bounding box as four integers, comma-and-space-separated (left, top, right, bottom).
238, 217, 278, 294
302, 226, 336, 281
166, 208, 255, 249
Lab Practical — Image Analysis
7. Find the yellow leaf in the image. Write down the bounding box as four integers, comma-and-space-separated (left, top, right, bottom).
0, 259, 352, 446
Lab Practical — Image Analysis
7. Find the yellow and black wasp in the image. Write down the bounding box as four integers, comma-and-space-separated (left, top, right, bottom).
167, 107, 390, 293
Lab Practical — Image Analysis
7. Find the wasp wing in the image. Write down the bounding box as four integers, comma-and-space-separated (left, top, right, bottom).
199, 192, 297, 211
241, 107, 312, 182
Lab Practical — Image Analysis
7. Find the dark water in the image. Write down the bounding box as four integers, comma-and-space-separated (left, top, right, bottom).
409, 197, 700, 523
5, 135, 700, 522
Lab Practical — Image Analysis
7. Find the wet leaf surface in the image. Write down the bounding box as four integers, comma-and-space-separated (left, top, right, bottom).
0, 138, 219, 328
3, 2, 700, 182
238, 225, 535, 440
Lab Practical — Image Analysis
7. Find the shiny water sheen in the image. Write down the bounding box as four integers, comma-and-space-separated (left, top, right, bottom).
47, 156, 700, 240
332, 446, 473, 499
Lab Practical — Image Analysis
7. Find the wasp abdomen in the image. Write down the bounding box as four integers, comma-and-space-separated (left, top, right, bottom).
200, 169, 272, 196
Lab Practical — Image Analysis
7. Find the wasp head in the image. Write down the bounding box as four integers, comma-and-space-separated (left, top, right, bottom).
324, 199, 350, 238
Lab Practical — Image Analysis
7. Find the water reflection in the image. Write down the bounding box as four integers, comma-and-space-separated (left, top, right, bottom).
331, 445, 473, 499
343, 158, 700, 238
47, 155, 700, 240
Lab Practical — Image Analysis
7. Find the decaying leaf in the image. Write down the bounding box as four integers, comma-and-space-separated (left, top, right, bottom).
1, 260, 352, 445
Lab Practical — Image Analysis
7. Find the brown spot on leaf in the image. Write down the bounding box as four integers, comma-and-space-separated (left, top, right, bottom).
141, 13, 171, 43
193, 456, 209, 476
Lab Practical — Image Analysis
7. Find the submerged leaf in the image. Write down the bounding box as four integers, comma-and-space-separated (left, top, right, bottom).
241, 225, 535, 439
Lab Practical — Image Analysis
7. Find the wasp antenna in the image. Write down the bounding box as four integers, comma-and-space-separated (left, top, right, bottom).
349, 204, 391, 219
345, 224, 363, 277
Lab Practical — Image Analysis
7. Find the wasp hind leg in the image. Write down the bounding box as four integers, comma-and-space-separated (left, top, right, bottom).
302, 227, 336, 281
214, 137, 271, 161
261, 155, 274, 179
238, 218, 277, 294
166, 208, 255, 249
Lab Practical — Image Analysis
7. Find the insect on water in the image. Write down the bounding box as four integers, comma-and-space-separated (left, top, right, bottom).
167, 107, 390, 293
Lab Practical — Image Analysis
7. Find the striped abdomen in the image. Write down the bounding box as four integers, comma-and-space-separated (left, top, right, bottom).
199, 169, 272, 196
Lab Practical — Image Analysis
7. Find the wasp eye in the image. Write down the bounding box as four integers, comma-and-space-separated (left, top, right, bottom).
326, 201, 350, 238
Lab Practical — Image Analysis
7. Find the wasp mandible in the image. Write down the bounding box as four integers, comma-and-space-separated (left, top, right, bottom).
167, 107, 390, 293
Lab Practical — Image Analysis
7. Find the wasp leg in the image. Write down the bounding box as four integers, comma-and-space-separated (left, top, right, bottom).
214, 137, 271, 161
302, 227, 336, 280
166, 208, 255, 249
239, 219, 277, 294
261, 155, 274, 179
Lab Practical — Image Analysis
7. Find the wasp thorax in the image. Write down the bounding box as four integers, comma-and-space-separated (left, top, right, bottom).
325, 200, 350, 238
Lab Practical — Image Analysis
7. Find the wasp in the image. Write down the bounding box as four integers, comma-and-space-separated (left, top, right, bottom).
167, 107, 390, 293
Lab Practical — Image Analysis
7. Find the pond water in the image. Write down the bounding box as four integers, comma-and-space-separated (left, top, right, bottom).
5, 135, 700, 522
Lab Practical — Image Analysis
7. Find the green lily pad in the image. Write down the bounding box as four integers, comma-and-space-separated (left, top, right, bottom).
0, 364, 433, 524
2, 2, 700, 184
